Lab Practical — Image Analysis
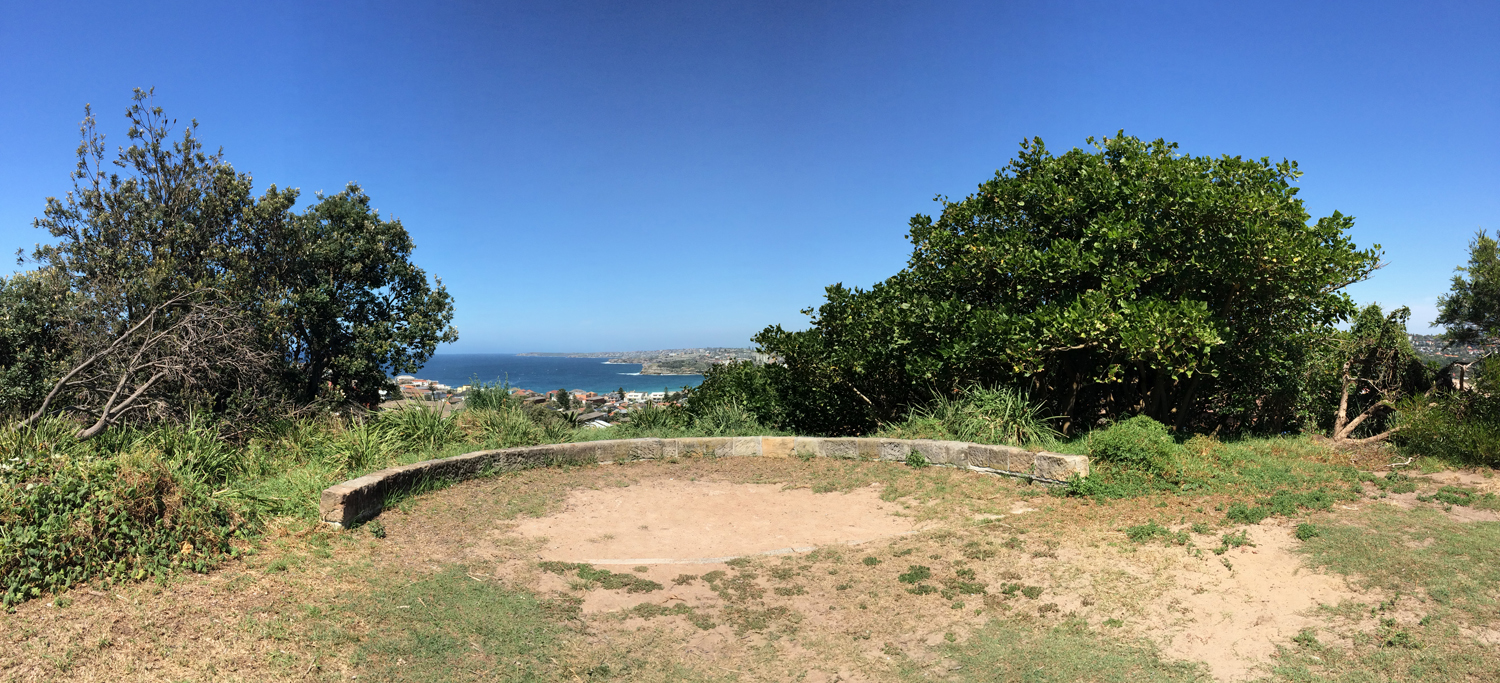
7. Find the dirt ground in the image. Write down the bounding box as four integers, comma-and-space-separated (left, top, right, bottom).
2, 456, 1496, 682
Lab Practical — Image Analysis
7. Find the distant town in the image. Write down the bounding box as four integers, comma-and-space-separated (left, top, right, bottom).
1409, 334, 1494, 364
384, 374, 692, 429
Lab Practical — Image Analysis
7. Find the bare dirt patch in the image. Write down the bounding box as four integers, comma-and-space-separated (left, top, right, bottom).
514, 479, 922, 564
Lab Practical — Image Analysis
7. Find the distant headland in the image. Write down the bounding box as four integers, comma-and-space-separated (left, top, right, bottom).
517, 348, 758, 375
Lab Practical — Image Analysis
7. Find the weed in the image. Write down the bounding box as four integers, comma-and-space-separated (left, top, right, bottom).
672, 574, 697, 586
1021, 586, 1042, 599
906, 451, 929, 469
962, 541, 996, 560
862, 556, 882, 566
773, 585, 806, 596
1190, 522, 1210, 534
1292, 627, 1320, 648
1418, 486, 1474, 507
898, 565, 932, 584
1212, 530, 1254, 555
907, 584, 938, 595
1295, 523, 1321, 540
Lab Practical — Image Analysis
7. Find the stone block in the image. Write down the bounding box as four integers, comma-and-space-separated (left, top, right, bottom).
762, 436, 796, 459
726, 436, 763, 456
877, 439, 912, 461
1032, 452, 1090, 481
855, 438, 883, 460
677, 437, 733, 457
964, 444, 1033, 472
626, 438, 665, 460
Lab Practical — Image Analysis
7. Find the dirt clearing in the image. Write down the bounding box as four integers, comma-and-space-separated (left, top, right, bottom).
5, 455, 1499, 682
514, 477, 923, 563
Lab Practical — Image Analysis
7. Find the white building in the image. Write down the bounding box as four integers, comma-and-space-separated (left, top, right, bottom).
649, 391, 666, 401
625, 391, 646, 402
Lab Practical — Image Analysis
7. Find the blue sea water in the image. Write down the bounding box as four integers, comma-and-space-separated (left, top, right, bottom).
409, 354, 703, 394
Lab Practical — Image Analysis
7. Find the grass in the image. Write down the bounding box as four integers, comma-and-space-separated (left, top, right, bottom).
941, 618, 1210, 682
1297, 505, 1500, 622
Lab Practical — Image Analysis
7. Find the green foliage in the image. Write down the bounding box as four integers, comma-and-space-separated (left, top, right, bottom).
27, 90, 456, 419
273, 185, 458, 405
0, 270, 75, 417
1295, 523, 1322, 540
688, 361, 784, 428
1224, 488, 1343, 524
0, 422, 244, 607
1310, 304, 1432, 440
461, 381, 515, 411
905, 451, 929, 468
1089, 416, 1178, 473
752, 133, 1380, 436
878, 385, 1059, 447
1436, 230, 1500, 347
1394, 392, 1500, 467
1125, 521, 1189, 546
897, 565, 932, 584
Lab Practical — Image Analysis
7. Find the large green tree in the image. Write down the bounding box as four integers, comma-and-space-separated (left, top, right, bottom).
1435, 230, 1500, 348
18, 89, 456, 428
751, 133, 1381, 435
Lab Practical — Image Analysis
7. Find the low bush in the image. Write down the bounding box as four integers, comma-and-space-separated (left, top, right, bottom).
1394, 393, 1500, 467
1088, 416, 1178, 474
1, 423, 245, 607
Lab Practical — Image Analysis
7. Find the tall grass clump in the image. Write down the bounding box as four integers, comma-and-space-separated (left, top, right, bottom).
378, 402, 460, 451
879, 386, 1058, 447
463, 381, 517, 412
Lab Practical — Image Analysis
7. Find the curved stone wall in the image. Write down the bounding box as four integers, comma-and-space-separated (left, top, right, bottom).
318, 436, 1090, 528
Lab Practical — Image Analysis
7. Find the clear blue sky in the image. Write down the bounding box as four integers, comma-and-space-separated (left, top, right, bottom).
2, 1, 1495, 352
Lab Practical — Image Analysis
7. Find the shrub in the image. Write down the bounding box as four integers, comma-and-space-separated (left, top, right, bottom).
1088, 416, 1178, 473
378, 402, 459, 450
0, 427, 244, 607
1394, 393, 1500, 467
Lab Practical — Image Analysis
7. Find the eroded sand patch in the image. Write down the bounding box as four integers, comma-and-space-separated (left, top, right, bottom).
512, 478, 921, 563
1146, 522, 1362, 681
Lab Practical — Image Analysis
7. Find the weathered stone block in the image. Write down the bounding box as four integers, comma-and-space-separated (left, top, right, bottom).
726, 437, 762, 456
963, 444, 1033, 471
877, 439, 911, 461
762, 436, 796, 459
1032, 452, 1089, 480
626, 438, 665, 460
854, 438, 882, 460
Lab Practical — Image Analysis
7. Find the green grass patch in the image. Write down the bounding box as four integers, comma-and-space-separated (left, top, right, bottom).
1297, 505, 1500, 622
343, 566, 564, 681
945, 618, 1209, 682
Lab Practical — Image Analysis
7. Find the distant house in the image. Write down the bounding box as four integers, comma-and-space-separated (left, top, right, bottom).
625, 391, 646, 402
649, 391, 666, 401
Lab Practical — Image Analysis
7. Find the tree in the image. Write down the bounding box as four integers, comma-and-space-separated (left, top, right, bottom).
1435, 230, 1500, 350
270, 185, 457, 405
555, 388, 572, 410
0, 269, 76, 416
21, 291, 269, 439
752, 133, 1381, 436
1323, 305, 1430, 443
21, 90, 456, 429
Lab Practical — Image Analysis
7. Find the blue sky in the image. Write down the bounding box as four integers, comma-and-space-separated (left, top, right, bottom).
1, 1, 1495, 352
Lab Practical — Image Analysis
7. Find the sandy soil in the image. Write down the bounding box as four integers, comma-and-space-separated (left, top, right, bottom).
513, 479, 922, 564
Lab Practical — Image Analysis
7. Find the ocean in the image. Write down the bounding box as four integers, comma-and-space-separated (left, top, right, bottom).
408, 354, 704, 394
